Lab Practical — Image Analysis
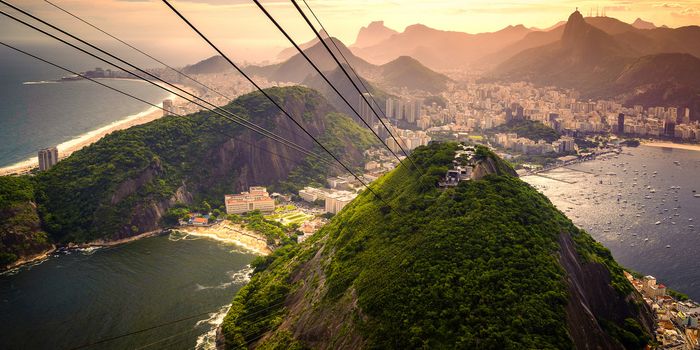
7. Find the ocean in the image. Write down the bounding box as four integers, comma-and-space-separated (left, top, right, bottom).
0, 43, 171, 167
0, 233, 256, 350
523, 145, 700, 300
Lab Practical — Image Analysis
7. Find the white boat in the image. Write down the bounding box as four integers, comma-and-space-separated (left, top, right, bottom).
695, 194, 700, 198
655, 221, 661, 225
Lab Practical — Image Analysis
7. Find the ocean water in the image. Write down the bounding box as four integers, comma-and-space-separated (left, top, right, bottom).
523, 145, 700, 300
0, 233, 256, 350
0, 43, 171, 167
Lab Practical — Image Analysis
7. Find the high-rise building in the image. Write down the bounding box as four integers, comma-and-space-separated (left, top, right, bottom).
385, 98, 395, 120
404, 99, 422, 124
395, 100, 405, 120
682, 108, 691, 125
516, 105, 524, 120
38, 147, 59, 171
663, 121, 676, 137
617, 113, 625, 134
667, 107, 678, 123
505, 108, 513, 122
358, 93, 375, 126
162, 99, 175, 116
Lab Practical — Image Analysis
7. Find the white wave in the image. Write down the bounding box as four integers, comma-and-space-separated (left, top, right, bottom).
194, 304, 231, 350
168, 230, 189, 241
77, 246, 101, 255
22, 80, 58, 85
195, 265, 253, 291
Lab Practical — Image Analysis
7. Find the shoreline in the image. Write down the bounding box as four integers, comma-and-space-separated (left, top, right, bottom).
641, 141, 700, 152
175, 221, 271, 256
3, 246, 56, 272
0, 80, 183, 176
1, 230, 165, 273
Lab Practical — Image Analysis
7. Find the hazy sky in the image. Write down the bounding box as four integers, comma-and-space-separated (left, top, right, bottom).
1, 0, 700, 66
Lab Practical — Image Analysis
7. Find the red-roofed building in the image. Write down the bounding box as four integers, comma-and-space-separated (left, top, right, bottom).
192, 217, 208, 226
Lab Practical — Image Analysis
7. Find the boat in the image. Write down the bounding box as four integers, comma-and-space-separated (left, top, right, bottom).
666, 245, 671, 248
695, 194, 700, 198
655, 221, 661, 225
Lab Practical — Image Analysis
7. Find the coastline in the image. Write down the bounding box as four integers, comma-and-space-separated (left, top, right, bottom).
3, 246, 56, 272
1, 230, 165, 273
174, 221, 271, 256
0, 80, 183, 176
641, 141, 700, 152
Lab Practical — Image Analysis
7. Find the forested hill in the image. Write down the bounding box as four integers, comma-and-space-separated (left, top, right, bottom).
0, 87, 378, 268
219, 142, 654, 349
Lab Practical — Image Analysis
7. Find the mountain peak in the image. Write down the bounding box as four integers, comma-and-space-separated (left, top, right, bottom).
352, 20, 398, 48
568, 9, 585, 25
404, 23, 432, 33
562, 9, 591, 46
631, 17, 657, 29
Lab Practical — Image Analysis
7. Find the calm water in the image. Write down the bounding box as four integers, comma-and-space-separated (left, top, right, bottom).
524, 145, 700, 300
0, 43, 170, 167
0, 233, 256, 350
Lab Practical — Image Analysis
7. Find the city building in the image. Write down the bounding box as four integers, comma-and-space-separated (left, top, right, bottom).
224, 186, 275, 214
162, 99, 175, 116
298, 186, 330, 202
617, 113, 625, 134
38, 147, 59, 171
324, 190, 356, 214
358, 93, 375, 126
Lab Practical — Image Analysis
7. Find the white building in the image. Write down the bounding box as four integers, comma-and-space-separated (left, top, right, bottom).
324, 190, 356, 214
298, 187, 330, 202
38, 147, 59, 171
225, 186, 275, 214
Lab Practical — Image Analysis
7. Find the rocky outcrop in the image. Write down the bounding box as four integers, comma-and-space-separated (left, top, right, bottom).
558, 233, 654, 349
471, 155, 518, 180
0, 200, 53, 269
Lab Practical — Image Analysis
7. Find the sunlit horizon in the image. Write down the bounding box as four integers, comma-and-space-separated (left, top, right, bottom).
2, 0, 700, 65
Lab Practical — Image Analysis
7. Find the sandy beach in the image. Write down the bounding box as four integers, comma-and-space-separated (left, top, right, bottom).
642, 141, 700, 152
175, 221, 271, 255
0, 80, 187, 176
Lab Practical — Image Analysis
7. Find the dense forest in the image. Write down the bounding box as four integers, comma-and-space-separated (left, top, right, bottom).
488, 119, 561, 143
220, 142, 652, 349
0, 87, 377, 267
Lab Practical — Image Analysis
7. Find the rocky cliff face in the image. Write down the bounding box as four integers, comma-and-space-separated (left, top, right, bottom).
0, 177, 53, 269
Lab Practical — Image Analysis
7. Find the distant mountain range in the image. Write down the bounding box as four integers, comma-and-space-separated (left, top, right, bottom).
350, 22, 533, 69
488, 10, 700, 120
252, 37, 451, 94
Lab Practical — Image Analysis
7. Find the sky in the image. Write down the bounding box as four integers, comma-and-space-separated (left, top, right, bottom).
1, 0, 700, 66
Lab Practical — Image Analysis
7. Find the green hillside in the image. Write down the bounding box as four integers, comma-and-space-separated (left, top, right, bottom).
0, 87, 377, 266
220, 143, 652, 349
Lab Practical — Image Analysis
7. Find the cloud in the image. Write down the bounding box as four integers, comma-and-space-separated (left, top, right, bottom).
604, 5, 631, 11
671, 7, 700, 16
654, 3, 683, 8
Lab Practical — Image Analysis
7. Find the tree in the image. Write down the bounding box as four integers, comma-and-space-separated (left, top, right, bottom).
202, 200, 212, 213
